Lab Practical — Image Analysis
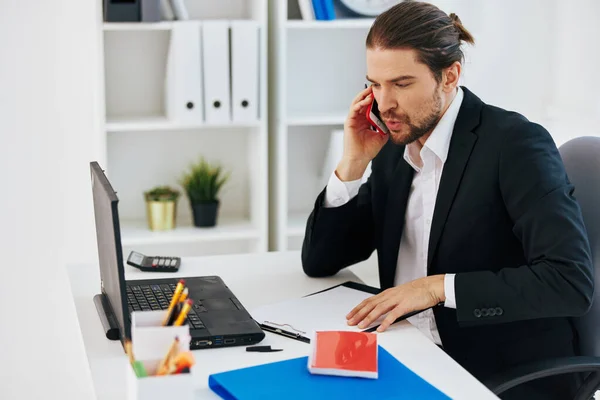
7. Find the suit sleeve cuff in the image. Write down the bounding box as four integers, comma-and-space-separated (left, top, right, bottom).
444, 273, 457, 309
323, 171, 362, 208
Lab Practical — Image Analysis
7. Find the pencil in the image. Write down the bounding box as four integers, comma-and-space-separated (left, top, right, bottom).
162, 279, 186, 326
173, 299, 193, 326
124, 339, 134, 365
178, 287, 189, 303
157, 336, 180, 376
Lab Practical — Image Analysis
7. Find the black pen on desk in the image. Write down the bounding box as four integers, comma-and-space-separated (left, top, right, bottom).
246, 345, 283, 353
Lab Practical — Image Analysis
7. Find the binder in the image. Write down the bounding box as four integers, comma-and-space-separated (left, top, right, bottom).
230, 21, 260, 123
297, 0, 315, 20
321, 0, 336, 20
208, 346, 451, 399
201, 21, 231, 124
311, 0, 326, 20
164, 21, 204, 124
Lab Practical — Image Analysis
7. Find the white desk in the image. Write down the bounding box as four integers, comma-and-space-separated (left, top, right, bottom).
67, 251, 498, 399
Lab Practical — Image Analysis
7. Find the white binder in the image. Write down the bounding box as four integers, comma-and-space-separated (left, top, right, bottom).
164, 21, 203, 124
201, 21, 231, 124
230, 20, 260, 123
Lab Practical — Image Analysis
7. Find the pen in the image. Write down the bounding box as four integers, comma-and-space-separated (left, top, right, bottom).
162, 279, 186, 326
173, 299, 193, 326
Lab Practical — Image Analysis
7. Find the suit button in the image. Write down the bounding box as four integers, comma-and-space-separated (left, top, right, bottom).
474, 309, 482, 318
481, 308, 489, 317
489, 308, 497, 317
495, 307, 503, 316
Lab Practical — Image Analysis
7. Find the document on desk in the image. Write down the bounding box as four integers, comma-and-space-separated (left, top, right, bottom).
250, 283, 385, 343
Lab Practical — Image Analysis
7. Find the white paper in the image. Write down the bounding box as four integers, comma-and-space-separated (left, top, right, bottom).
250, 286, 384, 336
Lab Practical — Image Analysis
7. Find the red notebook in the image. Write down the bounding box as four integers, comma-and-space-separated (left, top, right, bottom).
308, 330, 378, 379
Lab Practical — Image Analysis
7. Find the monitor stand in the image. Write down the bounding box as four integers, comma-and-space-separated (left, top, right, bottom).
93, 293, 120, 341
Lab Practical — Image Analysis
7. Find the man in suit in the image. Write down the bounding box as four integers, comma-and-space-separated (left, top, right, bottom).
301, 2, 594, 399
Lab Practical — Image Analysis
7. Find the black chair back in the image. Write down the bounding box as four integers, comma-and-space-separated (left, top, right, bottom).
559, 136, 600, 358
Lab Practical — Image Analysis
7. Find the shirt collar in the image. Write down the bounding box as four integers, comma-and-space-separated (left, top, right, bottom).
403, 86, 464, 171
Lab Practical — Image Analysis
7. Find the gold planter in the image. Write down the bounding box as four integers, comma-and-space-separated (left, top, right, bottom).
146, 200, 177, 231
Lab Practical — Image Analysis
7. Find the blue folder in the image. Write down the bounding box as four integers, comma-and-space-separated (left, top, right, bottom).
208, 346, 451, 399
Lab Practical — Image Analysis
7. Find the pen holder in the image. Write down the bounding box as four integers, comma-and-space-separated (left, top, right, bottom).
127, 359, 194, 400
127, 310, 195, 400
130, 310, 191, 360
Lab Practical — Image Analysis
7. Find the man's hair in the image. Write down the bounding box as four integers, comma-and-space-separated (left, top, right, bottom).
366, 1, 475, 82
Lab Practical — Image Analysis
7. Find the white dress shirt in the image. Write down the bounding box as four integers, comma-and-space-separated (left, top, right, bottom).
324, 87, 464, 346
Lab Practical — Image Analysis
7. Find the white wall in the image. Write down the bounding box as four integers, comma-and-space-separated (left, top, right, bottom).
0, 0, 99, 399
62, 0, 106, 266
433, 0, 600, 146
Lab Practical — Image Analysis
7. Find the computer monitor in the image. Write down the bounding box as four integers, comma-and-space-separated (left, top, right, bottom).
90, 161, 131, 342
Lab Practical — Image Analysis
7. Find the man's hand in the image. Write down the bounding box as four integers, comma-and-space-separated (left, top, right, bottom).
336, 86, 388, 182
346, 275, 446, 332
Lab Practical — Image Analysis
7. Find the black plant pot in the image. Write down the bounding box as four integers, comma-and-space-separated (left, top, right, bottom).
191, 201, 219, 227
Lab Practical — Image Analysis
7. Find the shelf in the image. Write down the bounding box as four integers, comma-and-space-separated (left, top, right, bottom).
286, 113, 346, 126
103, 22, 173, 31
120, 217, 259, 246
105, 116, 261, 132
286, 212, 310, 237
285, 19, 374, 30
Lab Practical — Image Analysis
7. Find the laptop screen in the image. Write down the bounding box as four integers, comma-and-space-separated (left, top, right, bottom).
90, 161, 130, 342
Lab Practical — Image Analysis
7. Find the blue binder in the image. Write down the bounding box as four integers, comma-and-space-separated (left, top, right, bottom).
208, 346, 451, 399
311, 0, 325, 20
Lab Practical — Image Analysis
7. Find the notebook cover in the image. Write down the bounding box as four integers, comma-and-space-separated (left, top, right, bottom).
309, 331, 378, 378
208, 346, 451, 400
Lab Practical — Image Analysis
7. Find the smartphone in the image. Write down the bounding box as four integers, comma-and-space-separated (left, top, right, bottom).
365, 92, 390, 136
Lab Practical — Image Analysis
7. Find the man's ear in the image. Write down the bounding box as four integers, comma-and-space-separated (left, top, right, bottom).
442, 61, 461, 92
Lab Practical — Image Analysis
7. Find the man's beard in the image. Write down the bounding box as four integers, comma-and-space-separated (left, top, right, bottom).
386, 90, 443, 146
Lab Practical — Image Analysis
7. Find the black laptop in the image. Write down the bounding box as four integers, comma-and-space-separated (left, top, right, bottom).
89, 161, 265, 350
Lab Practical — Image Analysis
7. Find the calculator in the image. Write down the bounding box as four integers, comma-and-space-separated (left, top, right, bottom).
126, 251, 181, 272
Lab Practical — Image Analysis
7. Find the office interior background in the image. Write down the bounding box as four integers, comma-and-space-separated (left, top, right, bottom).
1, 0, 599, 398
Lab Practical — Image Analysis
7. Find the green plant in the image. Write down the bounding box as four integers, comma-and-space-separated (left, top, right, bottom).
179, 157, 230, 204
144, 186, 180, 202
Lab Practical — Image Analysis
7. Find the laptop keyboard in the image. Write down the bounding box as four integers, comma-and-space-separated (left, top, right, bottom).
126, 283, 206, 329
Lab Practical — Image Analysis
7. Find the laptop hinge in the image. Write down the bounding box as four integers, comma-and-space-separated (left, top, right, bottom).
93, 293, 120, 341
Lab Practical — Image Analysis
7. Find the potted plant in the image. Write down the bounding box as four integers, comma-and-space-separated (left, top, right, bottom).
144, 186, 180, 231
179, 157, 230, 227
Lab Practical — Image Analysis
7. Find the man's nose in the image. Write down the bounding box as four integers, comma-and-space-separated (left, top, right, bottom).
377, 89, 396, 115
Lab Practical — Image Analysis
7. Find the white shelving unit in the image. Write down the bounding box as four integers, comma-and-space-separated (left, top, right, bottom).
99, 0, 268, 258
269, 1, 374, 251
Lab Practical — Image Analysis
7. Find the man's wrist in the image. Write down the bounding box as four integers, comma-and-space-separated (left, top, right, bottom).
427, 275, 446, 304
336, 157, 370, 182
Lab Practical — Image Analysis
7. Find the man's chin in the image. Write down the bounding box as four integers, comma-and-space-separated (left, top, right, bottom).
389, 130, 415, 146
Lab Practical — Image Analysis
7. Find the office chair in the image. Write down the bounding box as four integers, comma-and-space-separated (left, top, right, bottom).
484, 136, 600, 399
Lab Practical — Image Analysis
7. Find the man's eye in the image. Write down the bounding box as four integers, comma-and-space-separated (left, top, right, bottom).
396, 83, 411, 88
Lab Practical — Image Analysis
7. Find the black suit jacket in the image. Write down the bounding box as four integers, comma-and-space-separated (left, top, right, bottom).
301, 87, 594, 386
